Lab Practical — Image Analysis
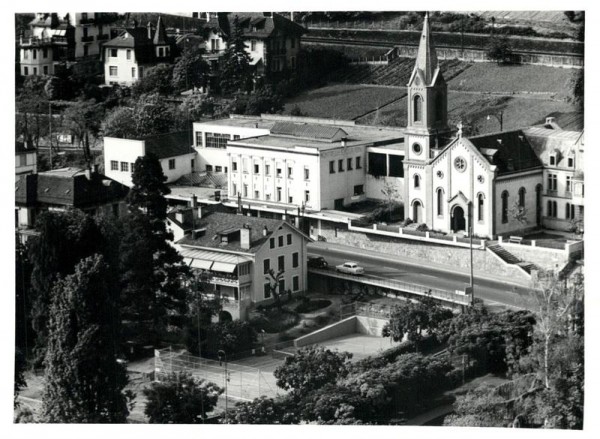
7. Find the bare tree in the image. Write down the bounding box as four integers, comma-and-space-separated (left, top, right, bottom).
509, 200, 528, 236
265, 268, 285, 310
380, 181, 402, 222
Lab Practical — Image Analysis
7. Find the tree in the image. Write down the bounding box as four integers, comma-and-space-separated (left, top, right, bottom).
570, 69, 584, 111
41, 255, 130, 423
298, 384, 366, 424
382, 296, 453, 348
219, 15, 253, 94
28, 210, 108, 363
380, 182, 401, 222
178, 94, 215, 121
222, 395, 298, 424
203, 320, 257, 357
274, 346, 353, 394
101, 106, 136, 138
265, 268, 286, 310
172, 47, 209, 91
131, 93, 177, 137
244, 87, 284, 115
131, 63, 174, 97
486, 35, 514, 64
509, 200, 528, 236
120, 154, 189, 344
62, 98, 105, 166
143, 372, 222, 423
444, 384, 512, 427
14, 348, 27, 409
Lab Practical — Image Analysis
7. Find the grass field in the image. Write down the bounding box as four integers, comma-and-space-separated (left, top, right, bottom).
283, 84, 406, 120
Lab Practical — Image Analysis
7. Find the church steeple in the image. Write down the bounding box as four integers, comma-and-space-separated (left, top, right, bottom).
414, 11, 439, 86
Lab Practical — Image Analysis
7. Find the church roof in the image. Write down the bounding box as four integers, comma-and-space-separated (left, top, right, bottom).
468, 130, 543, 175
413, 12, 440, 86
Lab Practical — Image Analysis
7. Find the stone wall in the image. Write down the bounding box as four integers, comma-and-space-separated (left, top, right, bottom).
317, 221, 530, 283
499, 243, 569, 271
294, 316, 357, 347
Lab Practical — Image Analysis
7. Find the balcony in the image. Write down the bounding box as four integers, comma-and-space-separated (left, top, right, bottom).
208, 273, 239, 287
81, 35, 94, 43
20, 36, 53, 47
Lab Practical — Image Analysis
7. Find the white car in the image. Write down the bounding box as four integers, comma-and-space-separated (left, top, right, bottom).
336, 261, 365, 275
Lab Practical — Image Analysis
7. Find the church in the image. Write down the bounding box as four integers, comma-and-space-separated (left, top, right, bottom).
402, 12, 583, 238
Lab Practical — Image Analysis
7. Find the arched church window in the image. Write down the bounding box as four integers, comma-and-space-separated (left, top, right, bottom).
413, 95, 423, 123
501, 191, 509, 223
437, 188, 444, 216
477, 193, 484, 221
518, 187, 526, 208
414, 174, 421, 189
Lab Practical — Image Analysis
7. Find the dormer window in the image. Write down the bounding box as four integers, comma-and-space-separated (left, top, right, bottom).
549, 154, 556, 166
567, 157, 574, 168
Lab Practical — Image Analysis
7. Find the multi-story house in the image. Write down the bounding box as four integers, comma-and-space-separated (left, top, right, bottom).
15, 141, 37, 176
19, 12, 116, 76
102, 16, 175, 86
169, 204, 310, 321
15, 166, 129, 237
202, 12, 305, 78
103, 131, 196, 187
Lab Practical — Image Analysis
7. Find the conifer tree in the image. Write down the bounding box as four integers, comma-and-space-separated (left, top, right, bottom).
42, 254, 130, 423
219, 15, 253, 94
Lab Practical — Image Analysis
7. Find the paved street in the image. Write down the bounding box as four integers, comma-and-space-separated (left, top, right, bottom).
308, 242, 534, 310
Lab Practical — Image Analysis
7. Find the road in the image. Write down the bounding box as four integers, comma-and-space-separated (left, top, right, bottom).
308, 243, 534, 310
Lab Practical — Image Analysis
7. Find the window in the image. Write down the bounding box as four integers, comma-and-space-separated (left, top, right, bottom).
243, 184, 248, 197
547, 200, 558, 218
42, 48, 48, 58
206, 164, 213, 172
278, 255, 285, 271
356, 156, 362, 169
24, 50, 28, 60
277, 187, 282, 202
288, 195, 293, 203
437, 188, 444, 216
566, 203, 573, 219
329, 161, 335, 174
215, 166, 222, 173
109, 66, 118, 76
353, 185, 364, 196
195, 132, 203, 147
304, 167, 309, 180
501, 191, 509, 223
191, 159, 195, 170
293, 275, 299, 291
131, 163, 135, 173
168, 159, 176, 170
287, 234, 292, 245
205, 132, 230, 148
518, 187, 526, 208
33, 67, 37, 75
254, 164, 260, 174
287, 166, 293, 178
231, 183, 237, 196
127, 49, 131, 60
568, 157, 574, 168
548, 174, 557, 191
131, 67, 136, 78
347, 158, 353, 171
33, 49, 37, 59
276, 167, 282, 177
265, 164, 271, 175
279, 279, 285, 294
110, 48, 118, 57
120, 162, 129, 172
233, 135, 240, 140
270, 238, 275, 249
291, 252, 299, 268
266, 193, 271, 201
251, 40, 256, 51
291, 38, 296, 49
549, 155, 556, 166
232, 161, 238, 171
478, 193, 484, 221
338, 159, 344, 172
413, 95, 423, 122
414, 174, 420, 188
43, 66, 48, 75
254, 190, 259, 199
566, 176, 572, 193
82, 27, 88, 39
83, 45, 89, 56
368, 153, 386, 177
158, 47, 164, 57
389, 155, 404, 177
263, 259, 270, 274
278, 236, 284, 247
305, 190, 310, 203
23, 67, 28, 75
264, 283, 271, 299
110, 160, 118, 171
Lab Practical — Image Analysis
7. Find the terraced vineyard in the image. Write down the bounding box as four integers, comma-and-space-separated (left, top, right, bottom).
330, 57, 472, 87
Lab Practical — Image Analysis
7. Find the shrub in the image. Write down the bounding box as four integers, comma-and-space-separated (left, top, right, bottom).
415, 223, 429, 232
249, 306, 300, 333
400, 218, 414, 227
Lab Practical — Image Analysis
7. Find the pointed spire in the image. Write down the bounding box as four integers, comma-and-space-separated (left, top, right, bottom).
415, 11, 439, 85
153, 16, 168, 45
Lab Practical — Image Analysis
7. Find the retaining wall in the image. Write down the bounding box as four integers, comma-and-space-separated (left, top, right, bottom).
294, 315, 388, 347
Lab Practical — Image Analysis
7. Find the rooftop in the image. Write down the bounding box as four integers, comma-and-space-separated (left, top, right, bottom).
468, 130, 543, 174
176, 211, 302, 254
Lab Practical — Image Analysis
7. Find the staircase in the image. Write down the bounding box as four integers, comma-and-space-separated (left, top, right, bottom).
487, 244, 539, 276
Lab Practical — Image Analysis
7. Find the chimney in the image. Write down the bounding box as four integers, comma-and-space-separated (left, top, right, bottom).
263, 226, 268, 237
546, 116, 556, 125
147, 21, 154, 39
240, 226, 251, 250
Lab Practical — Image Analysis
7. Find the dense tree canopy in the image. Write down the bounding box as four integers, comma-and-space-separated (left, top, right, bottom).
172, 47, 209, 91
42, 255, 130, 423
219, 15, 253, 94
131, 63, 175, 97
143, 372, 222, 423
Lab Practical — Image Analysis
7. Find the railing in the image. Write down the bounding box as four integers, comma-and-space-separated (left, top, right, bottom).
497, 235, 584, 257
308, 267, 472, 306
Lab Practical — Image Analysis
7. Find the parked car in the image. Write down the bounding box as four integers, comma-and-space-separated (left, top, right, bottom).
336, 261, 365, 275
308, 255, 329, 269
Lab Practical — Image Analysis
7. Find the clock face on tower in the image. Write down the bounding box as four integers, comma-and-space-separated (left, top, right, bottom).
454, 157, 467, 172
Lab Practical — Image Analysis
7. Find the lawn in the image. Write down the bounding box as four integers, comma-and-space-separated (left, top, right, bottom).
283, 84, 406, 120
448, 63, 576, 96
